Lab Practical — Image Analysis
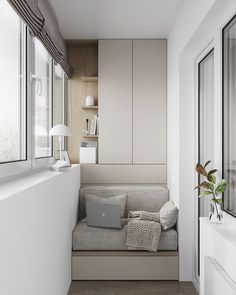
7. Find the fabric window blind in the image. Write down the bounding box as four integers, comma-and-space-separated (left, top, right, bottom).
7, 0, 44, 36
7, 0, 72, 77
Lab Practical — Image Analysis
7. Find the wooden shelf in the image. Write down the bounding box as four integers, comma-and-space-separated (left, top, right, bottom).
81, 76, 98, 82
82, 135, 98, 139
82, 106, 98, 110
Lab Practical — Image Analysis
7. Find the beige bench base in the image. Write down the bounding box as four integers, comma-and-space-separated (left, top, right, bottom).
72, 251, 179, 280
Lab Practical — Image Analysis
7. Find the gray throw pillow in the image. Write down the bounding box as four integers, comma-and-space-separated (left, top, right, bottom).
159, 201, 178, 230
85, 193, 127, 218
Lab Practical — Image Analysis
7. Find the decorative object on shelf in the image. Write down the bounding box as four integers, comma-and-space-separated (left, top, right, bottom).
85, 95, 95, 106
49, 124, 71, 171
89, 114, 98, 136
82, 119, 89, 136
85, 119, 89, 135
195, 161, 227, 223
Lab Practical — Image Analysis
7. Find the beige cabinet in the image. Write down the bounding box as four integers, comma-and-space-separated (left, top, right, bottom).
133, 40, 167, 164
99, 40, 166, 164
98, 40, 133, 164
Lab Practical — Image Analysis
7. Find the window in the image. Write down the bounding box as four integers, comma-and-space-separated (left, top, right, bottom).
53, 63, 65, 159
197, 48, 214, 276
0, 0, 67, 179
34, 38, 53, 159
54, 63, 65, 125
0, 1, 26, 164
223, 15, 236, 217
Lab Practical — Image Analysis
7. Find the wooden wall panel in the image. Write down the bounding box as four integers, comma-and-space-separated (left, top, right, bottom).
67, 41, 98, 163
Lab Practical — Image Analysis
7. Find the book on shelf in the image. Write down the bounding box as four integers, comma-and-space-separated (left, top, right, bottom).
96, 116, 99, 135
89, 114, 98, 135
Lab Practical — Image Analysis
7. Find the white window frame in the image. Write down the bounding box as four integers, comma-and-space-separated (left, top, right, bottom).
30, 34, 54, 169
0, 22, 32, 180
0, 23, 67, 181
194, 40, 215, 285
53, 62, 67, 152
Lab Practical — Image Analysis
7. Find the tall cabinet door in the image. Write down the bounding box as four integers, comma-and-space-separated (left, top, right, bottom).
133, 40, 167, 164
99, 40, 133, 164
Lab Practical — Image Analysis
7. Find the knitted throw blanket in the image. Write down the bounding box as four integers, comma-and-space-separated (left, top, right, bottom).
126, 211, 161, 252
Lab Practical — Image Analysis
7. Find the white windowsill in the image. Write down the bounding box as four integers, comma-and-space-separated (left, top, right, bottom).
0, 164, 80, 201
201, 217, 236, 249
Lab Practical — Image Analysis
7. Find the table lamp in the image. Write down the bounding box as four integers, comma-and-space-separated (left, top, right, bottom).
49, 124, 71, 171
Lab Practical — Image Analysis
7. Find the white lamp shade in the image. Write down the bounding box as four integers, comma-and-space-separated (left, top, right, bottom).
50, 124, 71, 136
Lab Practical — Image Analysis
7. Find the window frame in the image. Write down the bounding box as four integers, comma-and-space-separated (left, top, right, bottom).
53, 62, 68, 154
0, 21, 32, 180
0, 24, 67, 180
194, 41, 215, 284
222, 14, 236, 218
31, 35, 54, 167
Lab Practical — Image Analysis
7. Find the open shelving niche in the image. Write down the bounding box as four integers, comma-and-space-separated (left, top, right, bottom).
81, 76, 99, 163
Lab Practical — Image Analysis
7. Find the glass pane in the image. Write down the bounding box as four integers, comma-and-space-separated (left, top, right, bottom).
54, 64, 64, 125
0, 0, 26, 163
223, 16, 236, 216
53, 64, 64, 159
198, 50, 214, 217
198, 49, 214, 275
34, 39, 52, 158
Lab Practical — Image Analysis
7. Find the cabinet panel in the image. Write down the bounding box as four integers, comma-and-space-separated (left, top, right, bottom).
99, 40, 133, 164
133, 40, 167, 164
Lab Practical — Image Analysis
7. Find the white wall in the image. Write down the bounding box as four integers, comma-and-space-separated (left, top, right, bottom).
0, 165, 80, 295
169, 0, 236, 283
167, 0, 215, 207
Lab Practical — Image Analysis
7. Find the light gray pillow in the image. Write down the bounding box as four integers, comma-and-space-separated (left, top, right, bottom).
160, 201, 178, 230
85, 193, 127, 218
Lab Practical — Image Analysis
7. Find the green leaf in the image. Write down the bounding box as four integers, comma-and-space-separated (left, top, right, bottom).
214, 198, 223, 205
207, 182, 214, 191
199, 190, 212, 197
194, 181, 210, 190
207, 174, 216, 183
204, 160, 211, 168
208, 169, 218, 176
215, 180, 227, 196
195, 163, 208, 177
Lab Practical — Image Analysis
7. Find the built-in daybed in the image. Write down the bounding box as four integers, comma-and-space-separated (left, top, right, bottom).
72, 185, 178, 280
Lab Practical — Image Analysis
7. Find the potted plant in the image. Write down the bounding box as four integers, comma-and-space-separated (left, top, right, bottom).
195, 161, 227, 223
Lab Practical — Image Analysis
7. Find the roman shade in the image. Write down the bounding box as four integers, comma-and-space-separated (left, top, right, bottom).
7, 0, 72, 77
7, 0, 44, 36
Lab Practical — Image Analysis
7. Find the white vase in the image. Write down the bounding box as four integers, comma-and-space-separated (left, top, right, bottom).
85, 96, 94, 106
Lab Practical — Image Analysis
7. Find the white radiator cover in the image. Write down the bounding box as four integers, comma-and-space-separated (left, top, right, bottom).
205, 256, 236, 295
200, 217, 236, 295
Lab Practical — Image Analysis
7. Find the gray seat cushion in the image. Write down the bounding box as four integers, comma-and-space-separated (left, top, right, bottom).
73, 219, 178, 251
79, 185, 169, 220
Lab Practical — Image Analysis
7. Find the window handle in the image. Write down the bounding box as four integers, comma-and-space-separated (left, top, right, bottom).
30, 73, 42, 96
38, 78, 42, 96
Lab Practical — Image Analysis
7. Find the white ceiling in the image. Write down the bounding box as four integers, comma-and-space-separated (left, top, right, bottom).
48, 0, 183, 39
